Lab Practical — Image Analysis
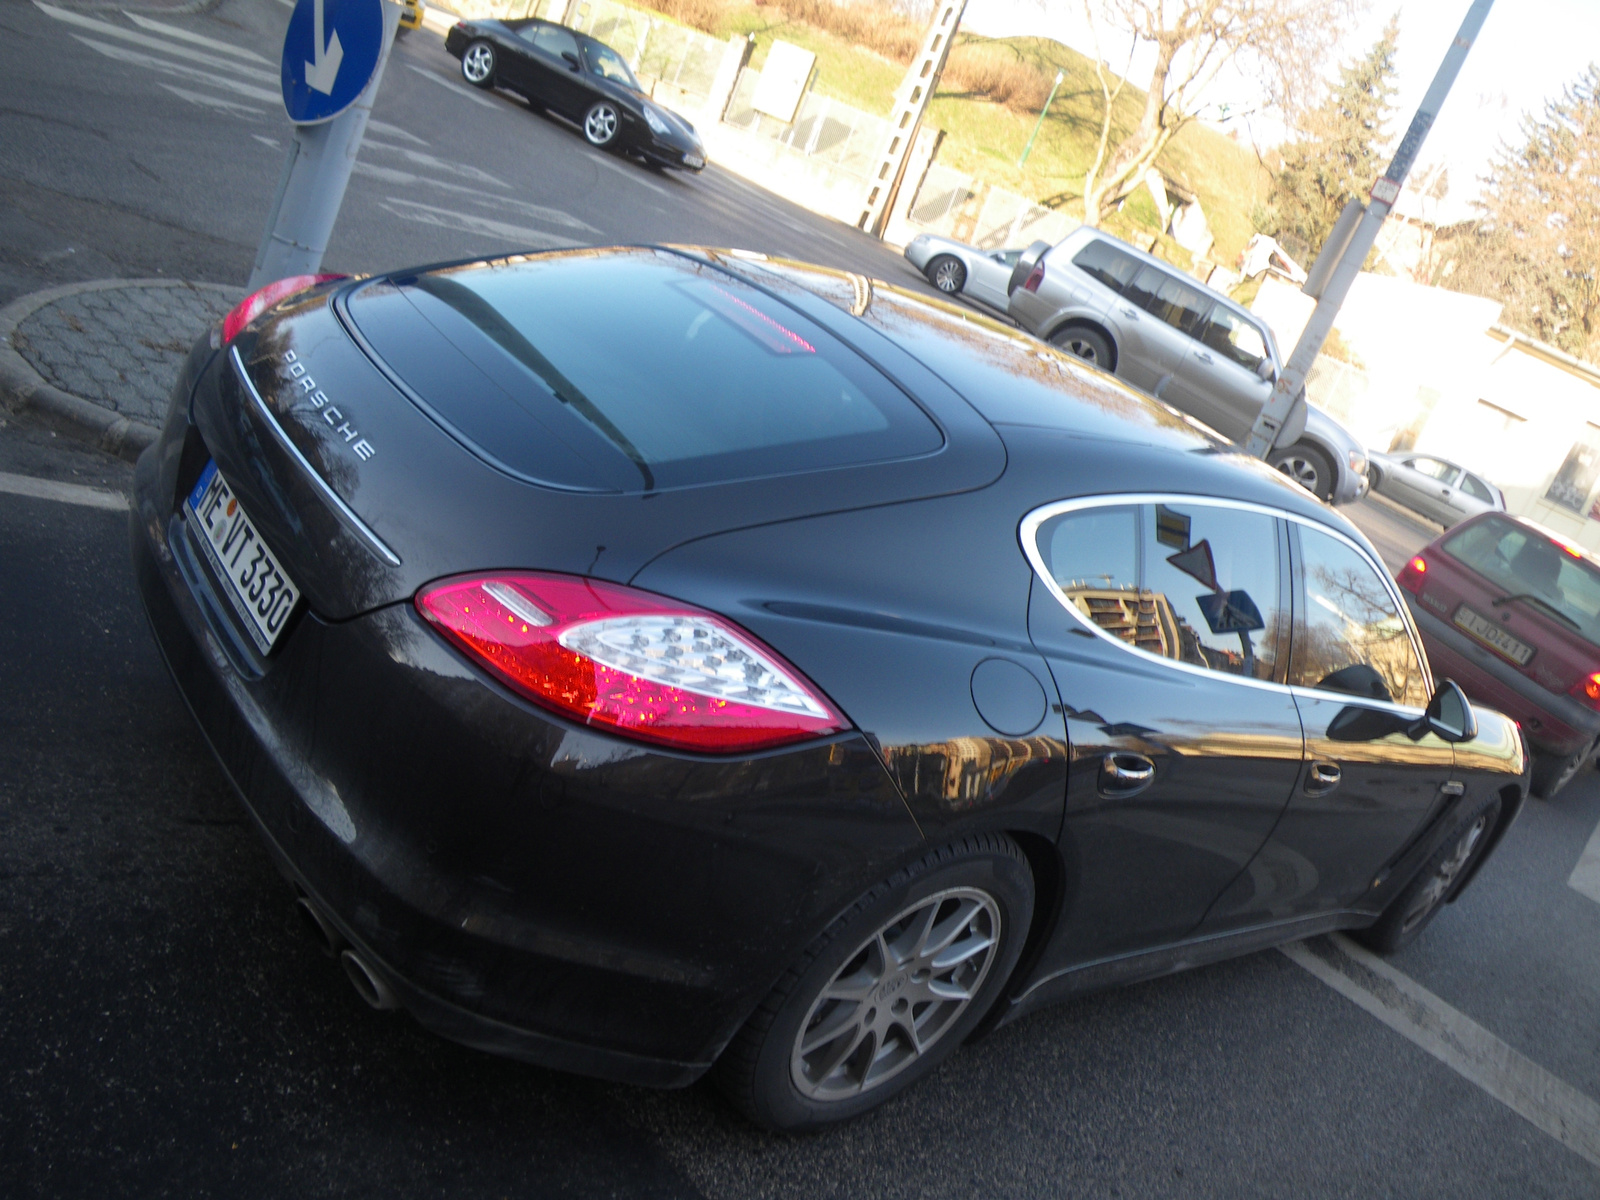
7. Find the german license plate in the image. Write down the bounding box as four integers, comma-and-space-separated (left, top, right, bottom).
1454, 604, 1533, 666
186, 461, 300, 653
683, 153, 705, 168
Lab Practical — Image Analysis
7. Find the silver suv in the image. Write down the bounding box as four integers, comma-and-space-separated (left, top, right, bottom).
1006, 227, 1368, 505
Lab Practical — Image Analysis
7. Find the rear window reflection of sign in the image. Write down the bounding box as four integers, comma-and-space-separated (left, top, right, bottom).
1546, 424, 1600, 514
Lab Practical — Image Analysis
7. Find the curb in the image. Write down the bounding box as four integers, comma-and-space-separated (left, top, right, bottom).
0, 278, 240, 463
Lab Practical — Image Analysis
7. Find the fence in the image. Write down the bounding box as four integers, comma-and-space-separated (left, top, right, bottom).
721, 68, 888, 181
903, 163, 1076, 250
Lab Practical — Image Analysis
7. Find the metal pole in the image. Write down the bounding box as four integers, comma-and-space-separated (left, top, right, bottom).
1019, 70, 1064, 168
1245, 0, 1495, 460
249, 1, 402, 290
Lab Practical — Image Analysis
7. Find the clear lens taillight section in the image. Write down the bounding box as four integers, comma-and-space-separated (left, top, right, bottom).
415, 573, 849, 754
220, 273, 347, 345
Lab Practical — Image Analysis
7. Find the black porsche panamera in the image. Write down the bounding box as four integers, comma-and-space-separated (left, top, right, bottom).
130, 247, 1527, 1130
445, 17, 706, 171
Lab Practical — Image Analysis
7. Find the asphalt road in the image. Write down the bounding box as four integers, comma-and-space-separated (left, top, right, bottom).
3, 2, 1600, 1196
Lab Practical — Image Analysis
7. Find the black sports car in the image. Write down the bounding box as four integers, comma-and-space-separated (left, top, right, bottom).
445, 17, 706, 171
131, 247, 1528, 1131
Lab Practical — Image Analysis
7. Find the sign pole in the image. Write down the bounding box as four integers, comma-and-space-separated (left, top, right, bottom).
1018, 71, 1064, 169
1244, 0, 1494, 460
249, 0, 401, 290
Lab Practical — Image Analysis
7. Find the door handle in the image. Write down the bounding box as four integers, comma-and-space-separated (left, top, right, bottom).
1196, 351, 1214, 364
1099, 752, 1155, 797
1120, 307, 1141, 319
1305, 761, 1342, 796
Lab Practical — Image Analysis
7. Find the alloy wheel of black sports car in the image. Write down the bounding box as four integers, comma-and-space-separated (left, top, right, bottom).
926, 254, 966, 295
1353, 793, 1500, 954
584, 101, 621, 147
715, 834, 1032, 1131
461, 40, 496, 88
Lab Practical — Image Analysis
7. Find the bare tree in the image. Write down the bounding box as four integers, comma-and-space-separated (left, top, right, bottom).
1077, 0, 1363, 229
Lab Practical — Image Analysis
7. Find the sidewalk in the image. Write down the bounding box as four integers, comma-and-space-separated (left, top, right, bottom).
0, 279, 241, 460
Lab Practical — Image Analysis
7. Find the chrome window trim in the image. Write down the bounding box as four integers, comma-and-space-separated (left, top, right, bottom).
1020, 492, 1432, 715
230, 346, 402, 568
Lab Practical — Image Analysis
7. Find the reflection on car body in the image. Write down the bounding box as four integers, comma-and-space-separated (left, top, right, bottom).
131, 247, 1528, 1133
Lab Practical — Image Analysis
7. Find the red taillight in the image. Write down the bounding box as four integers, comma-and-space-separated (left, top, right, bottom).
415, 573, 850, 754
1572, 672, 1600, 712
1022, 260, 1046, 292
1397, 554, 1427, 593
221, 274, 346, 345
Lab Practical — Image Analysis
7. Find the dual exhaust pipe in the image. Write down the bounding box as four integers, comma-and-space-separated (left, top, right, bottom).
294, 894, 399, 1012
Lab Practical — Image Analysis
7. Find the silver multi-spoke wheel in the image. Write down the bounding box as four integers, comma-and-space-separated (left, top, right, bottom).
1400, 813, 1489, 933
585, 103, 619, 146
790, 887, 1000, 1101
461, 42, 494, 85
928, 255, 965, 294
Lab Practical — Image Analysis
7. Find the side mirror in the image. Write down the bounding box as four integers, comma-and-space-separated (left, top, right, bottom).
1007, 240, 1052, 297
562, 50, 580, 70
1255, 358, 1276, 382
1410, 679, 1477, 743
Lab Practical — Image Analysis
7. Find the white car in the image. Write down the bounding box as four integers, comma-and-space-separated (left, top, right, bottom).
1368, 451, 1506, 527
903, 234, 1022, 310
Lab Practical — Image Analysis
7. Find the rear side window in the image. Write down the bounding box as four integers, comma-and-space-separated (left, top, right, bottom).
350, 250, 942, 490
1035, 501, 1285, 681
1145, 276, 1209, 335
1290, 527, 1428, 707
1122, 265, 1168, 314
1460, 474, 1494, 503
1442, 517, 1600, 647
1071, 240, 1141, 294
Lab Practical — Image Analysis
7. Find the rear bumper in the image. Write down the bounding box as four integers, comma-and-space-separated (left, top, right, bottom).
1408, 599, 1600, 756
128, 405, 924, 1087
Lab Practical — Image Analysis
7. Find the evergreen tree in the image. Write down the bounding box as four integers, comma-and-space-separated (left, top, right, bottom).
1259, 17, 1400, 263
1439, 65, 1600, 361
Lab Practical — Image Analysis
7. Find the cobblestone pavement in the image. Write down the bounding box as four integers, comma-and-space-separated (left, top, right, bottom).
11, 282, 240, 427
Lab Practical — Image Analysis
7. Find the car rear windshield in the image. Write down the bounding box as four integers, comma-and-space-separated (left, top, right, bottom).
1442, 515, 1600, 647
347, 250, 942, 491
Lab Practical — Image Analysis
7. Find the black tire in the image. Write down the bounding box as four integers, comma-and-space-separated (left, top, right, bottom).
1049, 324, 1113, 370
583, 100, 621, 148
1270, 441, 1335, 501
460, 40, 496, 88
1530, 737, 1597, 799
714, 833, 1033, 1131
1352, 792, 1501, 954
925, 254, 967, 295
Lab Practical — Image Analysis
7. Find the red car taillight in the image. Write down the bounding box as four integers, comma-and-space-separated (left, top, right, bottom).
415, 573, 850, 754
1022, 260, 1046, 292
220, 274, 346, 345
1571, 672, 1600, 712
1397, 554, 1427, 594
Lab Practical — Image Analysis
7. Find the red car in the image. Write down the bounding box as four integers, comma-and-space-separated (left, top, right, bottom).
1399, 511, 1600, 797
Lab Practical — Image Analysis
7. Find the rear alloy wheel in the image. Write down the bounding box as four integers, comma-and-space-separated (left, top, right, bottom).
1270, 441, 1335, 501
584, 101, 621, 148
926, 254, 967, 295
715, 833, 1033, 1131
461, 41, 496, 88
1050, 325, 1112, 369
1353, 793, 1501, 953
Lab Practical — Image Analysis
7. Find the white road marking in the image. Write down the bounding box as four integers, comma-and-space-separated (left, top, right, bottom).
378, 198, 582, 249
1282, 934, 1600, 1168
70, 36, 283, 105
1569, 813, 1600, 904
253, 134, 282, 149
366, 118, 428, 147
122, 12, 271, 63
158, 83, 266, 119
588, 151, 669, 197
0, 471, 127, 512
361, 140, 510, 189
352, 162, 599, 232
36, 3, 279, 85
404, 62, 499, 110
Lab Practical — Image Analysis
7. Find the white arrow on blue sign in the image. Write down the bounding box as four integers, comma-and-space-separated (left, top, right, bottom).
281, 0, 387, 124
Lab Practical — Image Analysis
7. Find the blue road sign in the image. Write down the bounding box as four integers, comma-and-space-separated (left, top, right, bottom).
281, 0, 387, 125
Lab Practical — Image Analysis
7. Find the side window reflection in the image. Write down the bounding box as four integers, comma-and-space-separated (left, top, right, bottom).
1037, 502, 1284, 681
1290, 528, 1429, 708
